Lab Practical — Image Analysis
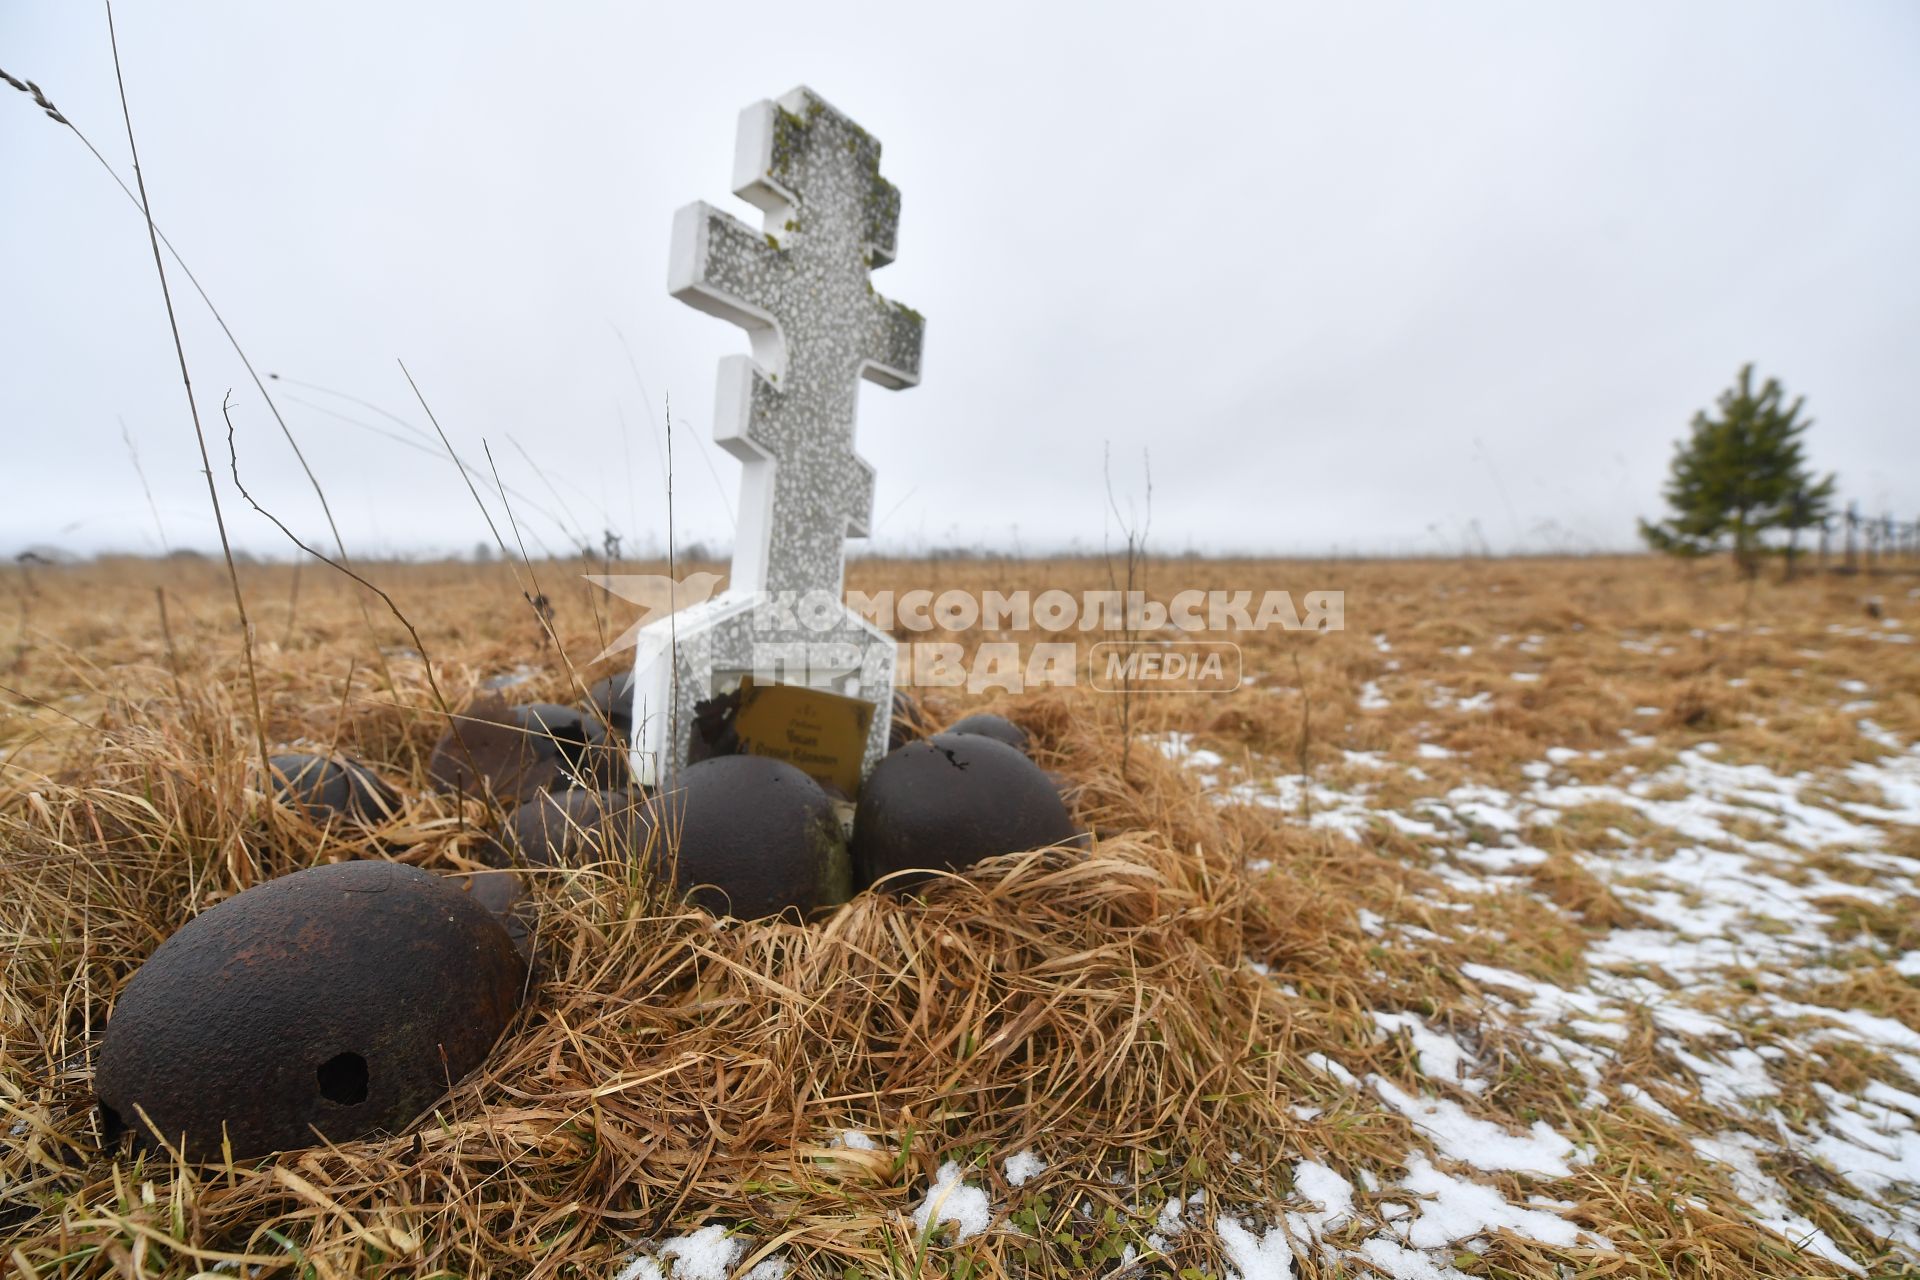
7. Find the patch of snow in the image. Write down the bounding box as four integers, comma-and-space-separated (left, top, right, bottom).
1382, 810, 1442, 838
1371, 1077, 1581, 1175
1372, 1011, 1485, 1093
1860, 719, 1904, 750
1807, 1082, 1920, 1202
1216, 1217, 1295, 1280
1424, 785, 1526, 833
1454, 841, 1547, 872
1147, 1194, 1187, 1252
1155, 731, 1226, 774
614, 1225, 789, 1280
1397, 1153, 1600, 1249
1287, 1160, 1354, 1238
1614, 1082, 1680, 1122
1692, 1133, 1862, 1275
1157, 691, 1920, 1267
1670, 1047, 1777, 1110
1002, 1149, 1045, 1188
1306, 1053, 1359, 1087
911, 1162, 992, 1242
1351, 1237, 1470, 1278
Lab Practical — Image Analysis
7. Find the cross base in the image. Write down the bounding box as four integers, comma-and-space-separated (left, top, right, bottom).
626, 593, 896, 793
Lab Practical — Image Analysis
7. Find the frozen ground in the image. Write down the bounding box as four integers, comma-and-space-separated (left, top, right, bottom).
1147, 701, 1920, 1277
614, 713, 1919, 1279
612, 712, 1919, 1280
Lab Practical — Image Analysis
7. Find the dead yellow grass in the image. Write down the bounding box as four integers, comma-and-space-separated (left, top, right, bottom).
2, 552, 1918, 1278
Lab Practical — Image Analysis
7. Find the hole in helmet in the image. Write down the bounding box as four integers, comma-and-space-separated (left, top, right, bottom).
316, 1052, 369, 1105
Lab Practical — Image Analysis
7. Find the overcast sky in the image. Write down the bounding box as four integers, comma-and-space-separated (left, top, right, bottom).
3, 1, 1916, 561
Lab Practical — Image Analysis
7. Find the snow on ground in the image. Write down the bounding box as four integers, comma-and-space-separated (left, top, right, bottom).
614, 1225, 789, 1280
1368, 1076, 1582, 1176
1204, 1147, 1610, 1280
1151, 711, 1920, 1273
910, 1161, 994, 1242
1214, 1216, 1295, 1279
1689, 1133, 1863, 1275
1370, 1010, 1486, 1093
1002, 1149, 1046, 1187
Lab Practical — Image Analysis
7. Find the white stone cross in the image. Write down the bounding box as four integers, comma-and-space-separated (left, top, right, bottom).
671, 86, 925, 597
626, 86, 925, 791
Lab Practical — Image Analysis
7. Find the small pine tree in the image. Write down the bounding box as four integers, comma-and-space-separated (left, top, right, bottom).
1639, 364, 1834, 577
1779, 475, 1835, 580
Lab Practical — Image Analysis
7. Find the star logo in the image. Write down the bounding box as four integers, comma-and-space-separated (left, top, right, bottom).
581, 571, 728, 663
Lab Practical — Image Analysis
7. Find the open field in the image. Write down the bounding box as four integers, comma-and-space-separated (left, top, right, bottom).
4, 553, 1919, 1279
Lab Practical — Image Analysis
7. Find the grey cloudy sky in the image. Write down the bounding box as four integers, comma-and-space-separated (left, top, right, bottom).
3, 1, 1916, 560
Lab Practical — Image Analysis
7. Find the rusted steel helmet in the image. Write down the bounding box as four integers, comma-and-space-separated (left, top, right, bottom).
460, 868, 534, 961
644, 755, 848, 919
943, 712, 1029, 754
582, 671, 637, 740
267, 753, 400, 826
94, 860, 525, 1160
851, 732, 1076, 893
429, 695, 628, 805
510, 787, 649, 868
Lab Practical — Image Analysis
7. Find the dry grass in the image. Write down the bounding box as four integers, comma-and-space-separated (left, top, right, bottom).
3, 552, 1919, 1278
